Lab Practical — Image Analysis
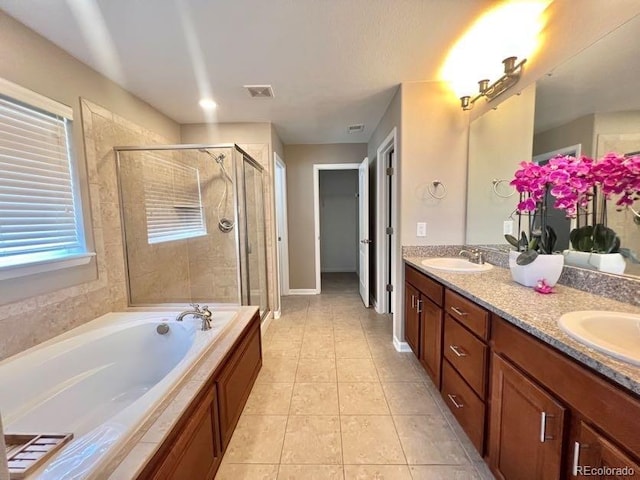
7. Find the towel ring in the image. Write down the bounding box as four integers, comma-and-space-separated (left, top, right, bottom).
427, 180, 447, 200
631, 205, 640, 218
492, 178, 516, 198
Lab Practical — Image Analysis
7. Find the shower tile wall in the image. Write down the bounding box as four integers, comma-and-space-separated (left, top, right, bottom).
119, 148, 240, 305
0, 99, 176, 360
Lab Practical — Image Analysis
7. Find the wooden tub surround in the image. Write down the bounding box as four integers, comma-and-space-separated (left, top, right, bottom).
403, 260, 640, 480
103, 307, 262, 479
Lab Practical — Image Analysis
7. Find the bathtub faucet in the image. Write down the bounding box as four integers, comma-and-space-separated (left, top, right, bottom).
176, 304, 213, 331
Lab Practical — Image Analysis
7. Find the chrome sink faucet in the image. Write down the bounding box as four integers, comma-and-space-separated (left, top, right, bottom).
459, 248, 485, 265
176, 303, 213, 331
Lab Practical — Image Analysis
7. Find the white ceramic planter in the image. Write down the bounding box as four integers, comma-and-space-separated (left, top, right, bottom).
508, 251, 564, 287
562, 250, 626, 275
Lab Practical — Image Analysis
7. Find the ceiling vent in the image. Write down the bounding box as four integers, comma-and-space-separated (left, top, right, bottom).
244, 85, 274, 98
347, 124, 365, 134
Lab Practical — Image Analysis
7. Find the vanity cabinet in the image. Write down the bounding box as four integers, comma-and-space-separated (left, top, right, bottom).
404, 283, 421, 355
489, 353, 565, 480
404, 265, 444, 388
571, 422, 640, 479
138, 311, 262, 480
403, 261, 640, 480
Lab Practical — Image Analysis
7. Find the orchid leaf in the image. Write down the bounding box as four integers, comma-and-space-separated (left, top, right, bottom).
505, 234, 520, 249
516, 250, 538, 265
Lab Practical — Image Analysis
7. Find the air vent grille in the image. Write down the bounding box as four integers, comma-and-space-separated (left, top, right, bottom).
348, 124, 365, 133
244, 85, 274, 98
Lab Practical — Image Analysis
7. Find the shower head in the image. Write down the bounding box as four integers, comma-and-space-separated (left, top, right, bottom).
198, 148, 225, 164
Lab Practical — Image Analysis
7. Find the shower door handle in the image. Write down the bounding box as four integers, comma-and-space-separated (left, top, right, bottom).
361, 239, 372, 244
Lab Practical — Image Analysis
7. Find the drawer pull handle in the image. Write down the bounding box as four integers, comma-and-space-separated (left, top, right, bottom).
572, 441, 581, 476
449, 345, 468, 357
416, 299, 423, 314
411, 294, 416, 309
450, 306, 467, 316
539, 412, 554, 442
447, 394, 464, 409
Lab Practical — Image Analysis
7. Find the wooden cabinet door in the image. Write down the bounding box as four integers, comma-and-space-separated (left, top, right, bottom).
404, 282, 420, 356
217, 320, 262, 449
571, 422, 640, 479
419, 296, 443, 388
489, 354, 566, 480
147, 387, 221, 480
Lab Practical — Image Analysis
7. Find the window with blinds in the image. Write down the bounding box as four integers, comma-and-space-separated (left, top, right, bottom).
0, 80, 87, 271
142, 154, 206, 244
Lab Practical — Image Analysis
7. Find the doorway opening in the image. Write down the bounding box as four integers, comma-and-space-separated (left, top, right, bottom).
313, 160, 370, 305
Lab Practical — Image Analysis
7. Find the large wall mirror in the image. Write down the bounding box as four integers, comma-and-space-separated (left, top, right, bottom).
466, 15, 640, 279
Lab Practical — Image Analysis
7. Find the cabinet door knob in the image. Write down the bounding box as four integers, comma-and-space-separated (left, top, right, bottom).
450, 306, 467, 316
411, 294, 416, 309
416, 299, 423, 314
447, 394, 464, 409
449, 345, 468, 357
540, 412, 555, 442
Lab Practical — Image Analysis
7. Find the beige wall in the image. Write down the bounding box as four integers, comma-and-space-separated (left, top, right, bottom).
400, 82, 469, 246
534, 114, 595, 157
283, 143, 368, 290
467, 84, 536, 245
0, 14, 180, 360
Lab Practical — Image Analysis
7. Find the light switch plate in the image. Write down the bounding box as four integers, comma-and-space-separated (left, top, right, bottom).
417, 222, 427, 237
503, 220, 514, 235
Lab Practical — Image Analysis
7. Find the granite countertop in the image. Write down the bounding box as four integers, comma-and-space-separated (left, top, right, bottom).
102, 306, 259, 479
404, 256, 640, 396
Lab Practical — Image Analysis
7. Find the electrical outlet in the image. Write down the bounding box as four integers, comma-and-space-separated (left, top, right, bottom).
503, 220, 514, 235
417, 222, 427, 237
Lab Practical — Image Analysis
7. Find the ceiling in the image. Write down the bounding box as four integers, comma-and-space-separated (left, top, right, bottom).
0, 0, 495, 144
535, 14, 640, 133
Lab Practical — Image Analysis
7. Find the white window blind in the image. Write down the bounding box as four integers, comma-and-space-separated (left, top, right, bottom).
143, 154, 206, 244
0, 89, 86, 270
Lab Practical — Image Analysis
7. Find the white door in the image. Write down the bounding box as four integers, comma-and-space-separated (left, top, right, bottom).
358, 157, 370, 306
274, 155, 289, 296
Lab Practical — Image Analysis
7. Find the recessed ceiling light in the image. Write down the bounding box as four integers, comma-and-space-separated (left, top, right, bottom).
199, 98, 217, 110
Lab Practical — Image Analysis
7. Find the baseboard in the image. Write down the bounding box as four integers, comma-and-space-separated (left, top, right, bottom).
273, 309, 281, 319
370, 296, 378, 311
261, 311, 274, 336
393, 336, 411, 352
288, 289, 320, 295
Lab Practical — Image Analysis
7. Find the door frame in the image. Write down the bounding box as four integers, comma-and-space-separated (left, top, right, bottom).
313, 163, 361, 293
375, 128, 405, 351
274, 153, 290, 304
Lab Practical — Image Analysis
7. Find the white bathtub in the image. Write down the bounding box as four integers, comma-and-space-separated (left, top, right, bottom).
0, 308, 237, 479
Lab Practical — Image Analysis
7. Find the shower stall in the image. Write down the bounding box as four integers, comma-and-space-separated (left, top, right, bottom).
114, 144, 268, 317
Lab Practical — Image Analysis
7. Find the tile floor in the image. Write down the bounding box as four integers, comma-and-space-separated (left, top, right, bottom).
215, 273, 494, 480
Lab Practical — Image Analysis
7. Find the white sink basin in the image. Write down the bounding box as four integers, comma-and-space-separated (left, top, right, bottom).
558, 311, 640, 366
420, 257, 493, 273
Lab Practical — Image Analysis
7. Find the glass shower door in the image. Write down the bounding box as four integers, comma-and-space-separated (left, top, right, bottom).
242, 155, 268, 316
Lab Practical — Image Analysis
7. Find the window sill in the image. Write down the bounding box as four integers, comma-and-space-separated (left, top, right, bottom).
0, 252, 97, 281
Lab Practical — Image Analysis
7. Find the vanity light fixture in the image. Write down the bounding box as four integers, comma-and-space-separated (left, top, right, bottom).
460, 56, 526, 111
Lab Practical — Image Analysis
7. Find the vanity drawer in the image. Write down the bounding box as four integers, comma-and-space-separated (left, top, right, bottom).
445, 289, 489, 340
441, 359, 485, 455
444, 315, 488, 398
405, 264, 443, 306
